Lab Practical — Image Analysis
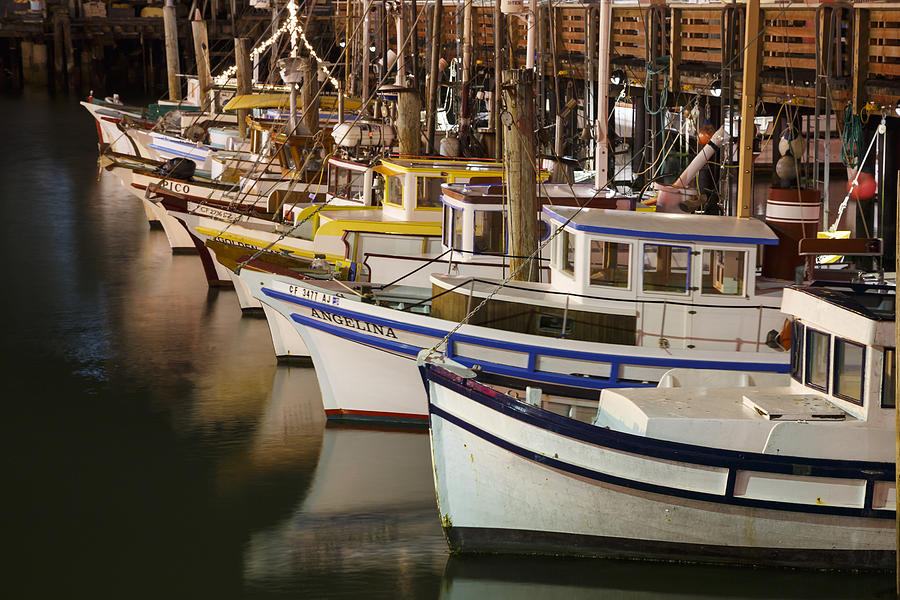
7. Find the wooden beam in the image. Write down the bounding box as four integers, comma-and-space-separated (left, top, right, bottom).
736, 0, 761, 219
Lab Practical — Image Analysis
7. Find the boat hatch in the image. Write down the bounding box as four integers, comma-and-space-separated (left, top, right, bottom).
742, 392, 848, 421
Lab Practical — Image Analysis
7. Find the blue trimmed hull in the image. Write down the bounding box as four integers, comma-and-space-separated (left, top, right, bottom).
424, 364, 896, 570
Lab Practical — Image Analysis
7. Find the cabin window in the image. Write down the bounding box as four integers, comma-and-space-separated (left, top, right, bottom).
539, 220, 550, 241
536, 311, 574, 337
453, 207, 464, 249
474, 211, 505, 254
833, 339, 865, 405
701, 249, 745, 296
443, 206, 453, 247
883, 348, 895, 409
330, 167, 365, 203
642, 244, 690, 294
789, 320, 804, 382
589, 240, 630, 288
386, 174, 403, 206
561, 230, 576, 275
416, 177, 444, 208
804, 329, 830, 391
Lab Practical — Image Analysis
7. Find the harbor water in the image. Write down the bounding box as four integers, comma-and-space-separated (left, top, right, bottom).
0, 89, 895, 599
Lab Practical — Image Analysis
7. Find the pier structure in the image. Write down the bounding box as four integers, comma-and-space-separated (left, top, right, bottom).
1, 0, 898, 243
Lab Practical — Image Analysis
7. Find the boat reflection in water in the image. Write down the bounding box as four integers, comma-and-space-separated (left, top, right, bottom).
243, 424, 447, 595
439, 555, 893, 600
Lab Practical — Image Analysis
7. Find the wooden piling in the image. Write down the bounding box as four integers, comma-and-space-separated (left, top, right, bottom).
163, 0, 181, 101
301, 56, 320, 135
502, 68, 539, 282
397, 88, 421, 156
192, 19, 212, 109
235, 37, 251, 138
424, 0, 442, 154
493, 0, 503, 160
62, 12, 75, 94
52, 10, 64, 91
736, 0, 761, 219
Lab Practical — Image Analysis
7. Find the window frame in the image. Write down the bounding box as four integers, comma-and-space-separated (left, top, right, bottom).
473, 209, 506, 255
588, 238, 632, 290
882, 348, 895, 409
385, 174, 404, 207
415, 176, 445, 209
789, 320, 804, 383
640, 242, 692, 296
832, 338, 866, 406
559, 229, 576, 277
804, 328, 831, 393
699, 248, 747, 297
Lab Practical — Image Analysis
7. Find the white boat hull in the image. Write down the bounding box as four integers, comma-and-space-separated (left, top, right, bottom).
240, 272, 788, 427
260, 303, 312, 364
425, 365, 895, 569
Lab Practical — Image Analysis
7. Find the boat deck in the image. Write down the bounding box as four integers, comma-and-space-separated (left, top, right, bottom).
593, 383, 897, 462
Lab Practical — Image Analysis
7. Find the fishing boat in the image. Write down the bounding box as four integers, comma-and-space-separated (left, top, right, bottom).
240, 205, 792, 425
186, 155, 509, 361
420, 281, 895, 570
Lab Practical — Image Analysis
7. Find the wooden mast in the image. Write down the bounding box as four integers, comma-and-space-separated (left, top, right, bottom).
736, 0, 761, 218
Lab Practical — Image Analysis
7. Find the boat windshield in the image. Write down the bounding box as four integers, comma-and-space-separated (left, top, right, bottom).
330, 165, 366, 203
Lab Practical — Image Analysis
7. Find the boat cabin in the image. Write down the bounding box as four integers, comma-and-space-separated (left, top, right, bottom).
544, 206, 779, 304
594, 283, 895, 461
431, 206, 787, 352
439, 182, 637, 263
375, 157, 505, 222
782, 284, 894, 428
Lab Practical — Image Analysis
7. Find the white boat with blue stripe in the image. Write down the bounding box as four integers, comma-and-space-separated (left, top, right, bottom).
241, 207, 791, 425
421, 282, 896, 570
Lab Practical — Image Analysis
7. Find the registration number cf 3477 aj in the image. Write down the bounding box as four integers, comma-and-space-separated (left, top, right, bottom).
283, 283, 341, 306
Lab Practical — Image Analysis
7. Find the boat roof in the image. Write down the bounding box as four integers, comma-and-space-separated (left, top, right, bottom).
543, 206, 779, 246
781, 284, 895, 347
790, 284, 895, 322
379, 157, 504, 175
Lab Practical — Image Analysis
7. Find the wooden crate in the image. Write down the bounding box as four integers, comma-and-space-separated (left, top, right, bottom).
868, 9, 900, 78
678, 8, 722, 67
559, 9, 587, 56
761, 8, 817, 73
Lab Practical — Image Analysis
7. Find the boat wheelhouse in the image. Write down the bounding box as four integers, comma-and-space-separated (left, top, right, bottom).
240, 208, 790, 426
422, 282, 896, 569
439, 182, 636, 272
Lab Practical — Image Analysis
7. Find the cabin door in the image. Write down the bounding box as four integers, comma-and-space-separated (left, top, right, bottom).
638, 242, 693, 350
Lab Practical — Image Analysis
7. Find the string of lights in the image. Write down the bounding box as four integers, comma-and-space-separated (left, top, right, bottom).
213, 0, 341, 94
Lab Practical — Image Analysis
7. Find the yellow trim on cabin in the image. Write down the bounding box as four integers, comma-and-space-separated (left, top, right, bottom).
314, 219, 442, 238
372, 164, 400, 177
